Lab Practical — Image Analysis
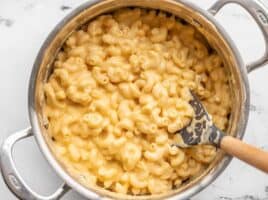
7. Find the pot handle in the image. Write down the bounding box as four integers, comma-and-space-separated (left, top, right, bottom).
208, 0, 268, 73
0, 127, 70, 200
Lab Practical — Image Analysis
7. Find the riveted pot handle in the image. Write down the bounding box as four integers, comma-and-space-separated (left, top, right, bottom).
209, 0, 268, 73
0, 127, 70, 200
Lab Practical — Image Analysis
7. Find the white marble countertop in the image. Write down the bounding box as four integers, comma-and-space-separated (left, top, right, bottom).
1, 0, 268, 199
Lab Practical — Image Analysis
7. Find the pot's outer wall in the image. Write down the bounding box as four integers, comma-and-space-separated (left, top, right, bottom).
28, 0, 250, 199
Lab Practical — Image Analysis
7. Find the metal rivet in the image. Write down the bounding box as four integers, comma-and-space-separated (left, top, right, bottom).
8, 174, 21, 190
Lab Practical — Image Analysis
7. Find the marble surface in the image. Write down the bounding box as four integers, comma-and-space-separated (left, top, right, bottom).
1, 0, 268, 199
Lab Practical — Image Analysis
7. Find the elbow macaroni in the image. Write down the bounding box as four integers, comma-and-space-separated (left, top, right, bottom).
44, 8, 231, 195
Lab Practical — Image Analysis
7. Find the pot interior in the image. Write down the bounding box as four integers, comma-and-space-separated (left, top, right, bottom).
31, 0, 249, 199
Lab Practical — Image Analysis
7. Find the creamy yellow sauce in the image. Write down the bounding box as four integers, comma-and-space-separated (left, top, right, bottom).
44, 8, 231, 195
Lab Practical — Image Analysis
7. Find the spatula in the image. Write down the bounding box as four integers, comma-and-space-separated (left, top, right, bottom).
174, 91, 268, 173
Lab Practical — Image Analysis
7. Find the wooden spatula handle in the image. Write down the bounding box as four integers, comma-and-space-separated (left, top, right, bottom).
220, 136, 268, 173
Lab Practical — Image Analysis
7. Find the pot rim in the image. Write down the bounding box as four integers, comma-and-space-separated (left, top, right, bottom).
28, 0, 250, 199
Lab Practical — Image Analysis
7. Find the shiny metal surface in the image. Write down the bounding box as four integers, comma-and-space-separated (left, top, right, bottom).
209, 0, 268, 73
1, 0, 267, 199
28, 0, 250, 199
0, 128, 70, 200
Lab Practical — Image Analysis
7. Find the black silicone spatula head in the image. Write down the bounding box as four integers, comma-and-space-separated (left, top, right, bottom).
173, 91, 224, 148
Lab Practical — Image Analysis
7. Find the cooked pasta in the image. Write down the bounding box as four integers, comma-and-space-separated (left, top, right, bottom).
44, 8, 231, 195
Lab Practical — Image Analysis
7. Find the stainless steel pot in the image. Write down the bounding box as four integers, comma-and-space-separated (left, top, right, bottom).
1, 0, 268, 199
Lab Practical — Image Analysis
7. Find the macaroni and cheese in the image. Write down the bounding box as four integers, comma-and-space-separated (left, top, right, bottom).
44, 8, 231, 195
